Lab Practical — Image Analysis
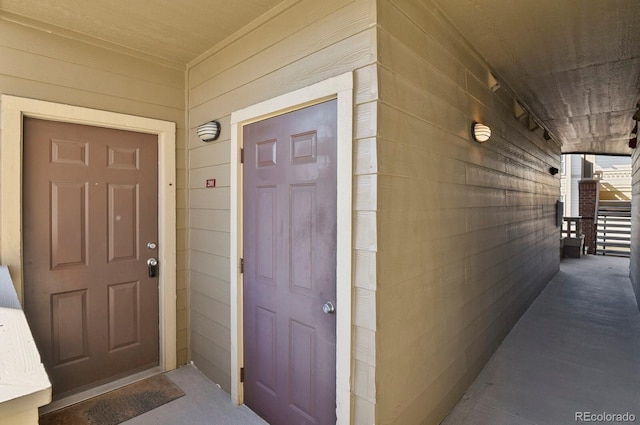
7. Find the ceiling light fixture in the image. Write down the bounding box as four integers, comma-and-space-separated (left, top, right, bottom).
471, 122, 492, 143
197, 120, 221, 142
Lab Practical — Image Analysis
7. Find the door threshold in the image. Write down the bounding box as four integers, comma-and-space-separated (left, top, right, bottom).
39, 366, 164, 415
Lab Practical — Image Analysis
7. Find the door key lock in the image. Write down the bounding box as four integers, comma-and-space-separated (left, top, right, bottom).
147, 258, 159, 278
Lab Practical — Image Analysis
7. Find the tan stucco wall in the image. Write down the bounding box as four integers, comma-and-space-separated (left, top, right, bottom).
0, 19, 189, 365
374, 1, 561, 423
186, 0, 378, 421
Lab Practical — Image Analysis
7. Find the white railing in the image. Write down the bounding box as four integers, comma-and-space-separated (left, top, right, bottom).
0, 266, 51, 425
562, 217, 582, 238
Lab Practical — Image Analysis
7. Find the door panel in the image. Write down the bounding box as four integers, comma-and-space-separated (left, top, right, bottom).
23, 117, 159, 399
51, 289, 89, 365
243, 100, 337, 425
108, 183, 139, 261
108, 280, 140, 351
51, 181, 88, 268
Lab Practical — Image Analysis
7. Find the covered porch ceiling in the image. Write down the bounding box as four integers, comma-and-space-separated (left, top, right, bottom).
432, 0, 640, 156
1, 0, 638, 155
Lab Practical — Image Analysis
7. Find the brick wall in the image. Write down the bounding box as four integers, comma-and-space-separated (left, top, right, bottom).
579, 179, 599, 254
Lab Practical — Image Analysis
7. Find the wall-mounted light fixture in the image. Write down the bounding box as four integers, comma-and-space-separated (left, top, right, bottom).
471, 122, 492, 143
197, 120, 221, 142
549, 167, 559, 175
630, 121, 638, 149
632, 99, 640, 121
488, 73, 500, 92
513, 100, 526, 119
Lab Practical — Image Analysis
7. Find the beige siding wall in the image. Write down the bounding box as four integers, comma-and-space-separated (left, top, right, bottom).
1, 2, 569, 422
187, 0, 378, 421
0, 19, 189, 365
374, 1, 561, 424
630, 148, 640, 306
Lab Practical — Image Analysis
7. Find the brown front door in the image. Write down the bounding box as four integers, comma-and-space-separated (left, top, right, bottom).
23, 117, 160, 399
243, 100, 338, 425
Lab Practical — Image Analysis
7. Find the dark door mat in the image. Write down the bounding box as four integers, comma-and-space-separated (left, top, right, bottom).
40, 373, 185, 425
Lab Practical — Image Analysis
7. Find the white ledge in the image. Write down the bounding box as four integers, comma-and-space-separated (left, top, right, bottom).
0, 266, 51, 424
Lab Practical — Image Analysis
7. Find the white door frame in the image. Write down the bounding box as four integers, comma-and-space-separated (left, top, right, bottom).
230, 73, 353, 424
0, 95, 177, 373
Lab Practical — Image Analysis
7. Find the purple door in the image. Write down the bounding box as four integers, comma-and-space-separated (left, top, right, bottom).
243, 100, 337, 425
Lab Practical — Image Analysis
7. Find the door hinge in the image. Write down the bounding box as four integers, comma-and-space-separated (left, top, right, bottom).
240, 148, 244, 164
240, 367, 245, 383
240, 258, 244, 274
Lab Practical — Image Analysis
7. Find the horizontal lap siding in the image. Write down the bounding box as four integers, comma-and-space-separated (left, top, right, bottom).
0, 19, 189, 364
186, 1, 378, 422
375, 0, 560, 424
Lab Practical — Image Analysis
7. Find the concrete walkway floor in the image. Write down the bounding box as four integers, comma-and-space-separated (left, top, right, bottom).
442, 255, 640, 425
121, 365, 266, 425
122, 255, 639, 425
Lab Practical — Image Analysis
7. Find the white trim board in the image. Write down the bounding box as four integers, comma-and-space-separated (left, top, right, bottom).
0, 94, 178, 374
229, 72, 354, 425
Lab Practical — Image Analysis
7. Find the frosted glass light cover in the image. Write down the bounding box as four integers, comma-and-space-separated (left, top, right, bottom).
197, 121, 221, 142
472, 122, 491, 143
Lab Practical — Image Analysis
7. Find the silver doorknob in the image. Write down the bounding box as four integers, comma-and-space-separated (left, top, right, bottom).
322, 301, 335, 314
147, 258, 158, 278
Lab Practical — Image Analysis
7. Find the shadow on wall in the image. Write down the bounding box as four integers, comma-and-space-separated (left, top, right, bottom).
599, 182, 630, 200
